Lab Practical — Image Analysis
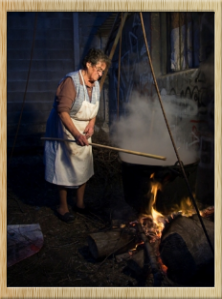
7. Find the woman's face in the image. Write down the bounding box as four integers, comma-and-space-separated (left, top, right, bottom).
86, 60, 107, 82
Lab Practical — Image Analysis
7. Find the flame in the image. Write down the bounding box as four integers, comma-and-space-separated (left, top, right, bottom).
138, 178, 166, 243
151, 208, 165, 237
137, 173, 214, 277
157, 255, 168, 274
179, 196, 196, 217
129, 240, 145, 254
150, 173, 155, 179
149, 178, 165, 237
200, 206, 214, 217
148, 178, 169, 274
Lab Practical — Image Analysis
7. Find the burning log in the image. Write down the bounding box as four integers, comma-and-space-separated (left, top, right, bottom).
137, 222, 163, 286
160, 214, 214, 286
130, 207, 214, 286
200, 206, 214, 220
115, 251, 133, 263
87, 229, 134, 260
120, 166, 214, 286
126, 249, 146, 275
87, 197, 214, 286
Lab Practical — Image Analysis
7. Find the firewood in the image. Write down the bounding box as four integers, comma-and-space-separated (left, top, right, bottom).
87, 229, 134, 260
137, 223, 163, 286
160, 214, 214, 286
115, 252, 132, 263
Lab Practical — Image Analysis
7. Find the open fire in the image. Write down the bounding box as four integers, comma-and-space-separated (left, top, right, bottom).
88, 172, 214, 286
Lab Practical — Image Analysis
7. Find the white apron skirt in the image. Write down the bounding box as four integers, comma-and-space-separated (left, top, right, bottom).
44, 71, 99, 187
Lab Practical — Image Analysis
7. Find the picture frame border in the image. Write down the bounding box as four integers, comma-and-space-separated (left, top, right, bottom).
1, 1, 221, 298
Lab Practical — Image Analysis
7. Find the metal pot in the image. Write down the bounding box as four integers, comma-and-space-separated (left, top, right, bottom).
121, 159, 199, 213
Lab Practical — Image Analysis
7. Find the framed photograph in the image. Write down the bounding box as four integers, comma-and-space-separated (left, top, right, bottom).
1, 0, 221, 298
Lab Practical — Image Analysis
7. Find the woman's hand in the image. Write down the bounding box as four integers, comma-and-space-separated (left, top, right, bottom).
75, 133, 89, 146
83, 117, 96, 139
58, 111, 89, 146
83, 124, 94, 139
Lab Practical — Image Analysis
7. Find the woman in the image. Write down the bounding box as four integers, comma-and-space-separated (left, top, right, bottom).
44, 48, 111, 222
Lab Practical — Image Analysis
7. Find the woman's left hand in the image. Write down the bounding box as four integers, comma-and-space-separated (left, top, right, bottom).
83, 124, 94, 139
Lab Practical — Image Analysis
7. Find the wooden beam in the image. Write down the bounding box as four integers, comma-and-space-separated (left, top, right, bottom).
99, 12, 128, 91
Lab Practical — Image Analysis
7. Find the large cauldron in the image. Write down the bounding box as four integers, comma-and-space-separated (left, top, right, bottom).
121, 158, 199, 213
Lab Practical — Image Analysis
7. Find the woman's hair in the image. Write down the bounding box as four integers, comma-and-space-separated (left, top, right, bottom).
82, 48, 111, 69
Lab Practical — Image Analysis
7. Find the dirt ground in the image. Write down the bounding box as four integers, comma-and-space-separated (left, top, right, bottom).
7, 146, 212, 287
7, 147, 146, 287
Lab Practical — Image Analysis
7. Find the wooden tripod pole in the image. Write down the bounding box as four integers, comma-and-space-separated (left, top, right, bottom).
99, 13, 128, 91
41, 137, 166, 161
139, 12, 214, 254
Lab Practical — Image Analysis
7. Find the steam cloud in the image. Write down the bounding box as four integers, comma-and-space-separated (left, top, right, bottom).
111, 90, 199, 166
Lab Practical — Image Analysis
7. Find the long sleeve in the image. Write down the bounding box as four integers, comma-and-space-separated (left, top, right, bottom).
55, 77, 76, 114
